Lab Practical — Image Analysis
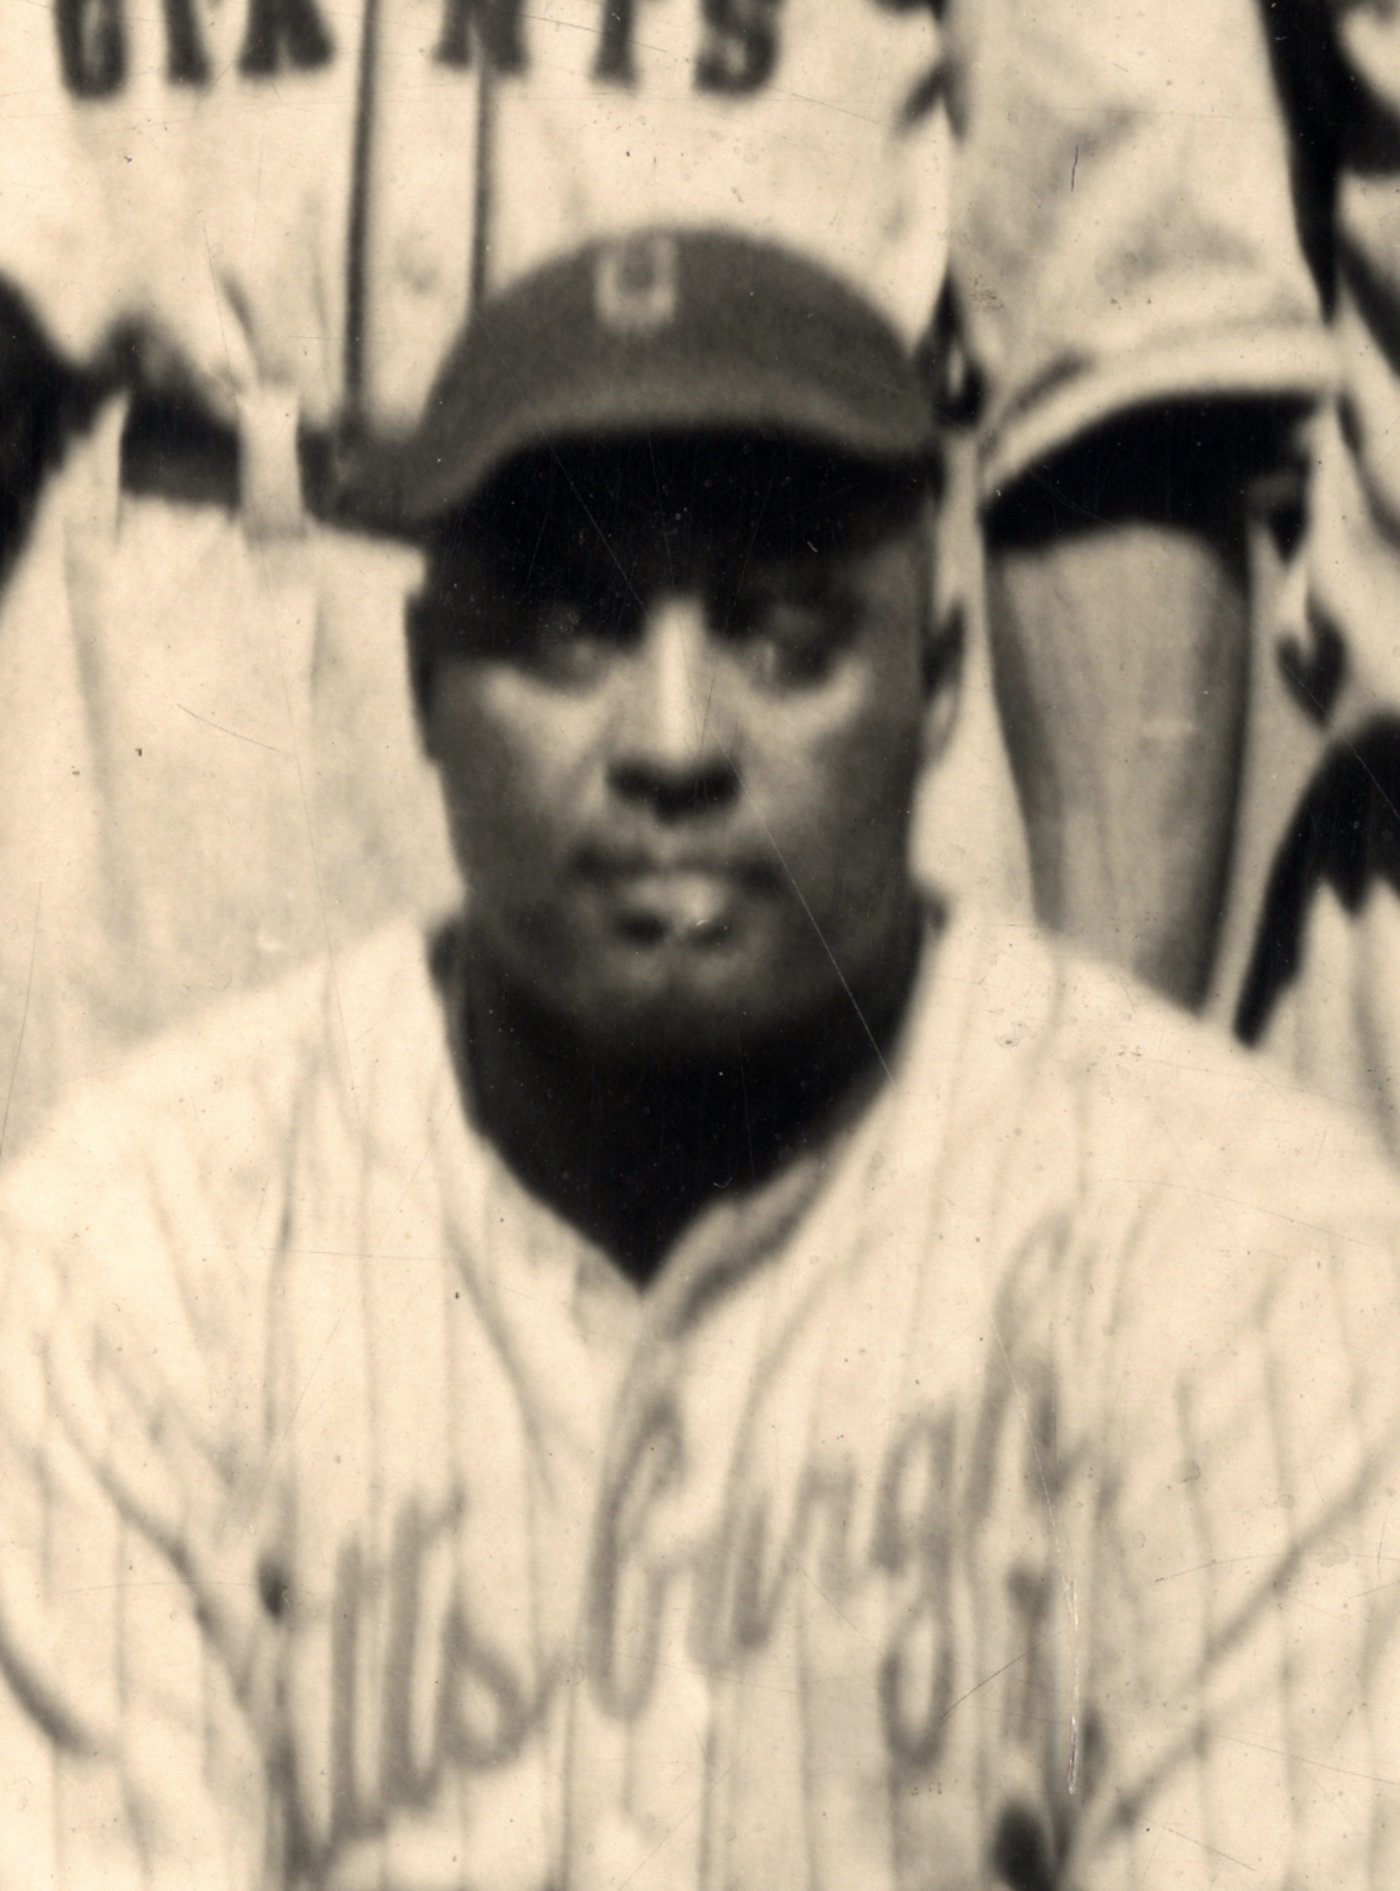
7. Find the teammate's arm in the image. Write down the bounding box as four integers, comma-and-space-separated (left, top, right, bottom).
982, 402, 1288, 1009
941, 0, 1329, 1010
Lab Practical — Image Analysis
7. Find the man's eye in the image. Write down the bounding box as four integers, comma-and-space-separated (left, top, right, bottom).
728, 591, 847, 685
537, 600, 589, 646
520, 599, 613, 677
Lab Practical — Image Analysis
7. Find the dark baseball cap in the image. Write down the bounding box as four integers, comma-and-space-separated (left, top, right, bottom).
359, 227, 940, 531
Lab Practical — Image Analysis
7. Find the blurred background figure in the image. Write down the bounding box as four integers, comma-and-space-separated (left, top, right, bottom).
1224, 0, 1400, 1157
0, 0, 457, 1153
941, 0, 1328, 1010
942, 0, 1400, 1166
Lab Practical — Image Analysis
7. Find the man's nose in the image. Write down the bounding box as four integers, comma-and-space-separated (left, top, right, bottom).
607, 594, 740, 816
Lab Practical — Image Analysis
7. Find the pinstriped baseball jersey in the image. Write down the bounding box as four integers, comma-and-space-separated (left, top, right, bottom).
0, 903, 1398, 1889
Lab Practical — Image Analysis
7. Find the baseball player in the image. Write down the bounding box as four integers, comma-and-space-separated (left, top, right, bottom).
2, 210, 1400, 1891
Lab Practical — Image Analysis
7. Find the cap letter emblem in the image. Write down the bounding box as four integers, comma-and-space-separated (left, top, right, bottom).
594, 234, 679, 335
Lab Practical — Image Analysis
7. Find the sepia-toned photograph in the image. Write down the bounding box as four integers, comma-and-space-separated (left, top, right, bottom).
0, 1, 1397, 1884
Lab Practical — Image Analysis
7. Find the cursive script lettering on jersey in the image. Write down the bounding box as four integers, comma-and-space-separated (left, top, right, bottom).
586, 1367, 1068, 1771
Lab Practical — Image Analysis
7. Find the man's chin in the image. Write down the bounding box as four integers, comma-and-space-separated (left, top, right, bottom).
560, 951, 805, 1063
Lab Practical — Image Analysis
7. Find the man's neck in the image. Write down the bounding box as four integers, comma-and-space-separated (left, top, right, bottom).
449, 917, 926, 1287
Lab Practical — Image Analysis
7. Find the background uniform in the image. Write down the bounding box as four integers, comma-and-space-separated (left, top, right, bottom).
939, 0, 1400, 1159
1223, 0, 1400, 1158
939, 0, 1334, 1010
0, 903, 1398, 1887
943, 0, 1328, 507
0, 0, 456, 1151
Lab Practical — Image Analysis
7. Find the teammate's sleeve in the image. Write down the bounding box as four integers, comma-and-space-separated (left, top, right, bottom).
945, 0, 1331, 502
1072, 1151, 1400, 1888
0, 1099, 274, 1889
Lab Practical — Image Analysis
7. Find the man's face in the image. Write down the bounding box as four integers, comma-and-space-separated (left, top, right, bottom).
415, 434, 941, 1058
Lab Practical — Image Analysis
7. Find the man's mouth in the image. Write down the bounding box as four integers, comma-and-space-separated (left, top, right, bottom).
579, 848, 770, 941
611, 867, 734, 937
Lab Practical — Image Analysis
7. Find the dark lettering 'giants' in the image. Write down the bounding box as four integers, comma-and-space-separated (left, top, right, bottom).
55, 0, 126, 97
593, 0, 638, 82
161, 0, 211, 82
239, 0, 334, 76
695, 0, 781, 92
435, 0, 526, 71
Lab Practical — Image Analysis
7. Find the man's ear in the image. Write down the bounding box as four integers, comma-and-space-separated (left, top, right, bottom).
920, 595, 965, 766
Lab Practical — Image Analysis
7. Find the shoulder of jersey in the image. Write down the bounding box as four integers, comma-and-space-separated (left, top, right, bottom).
0, 918, 434, 1214
970, 913, 1399, 1226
